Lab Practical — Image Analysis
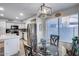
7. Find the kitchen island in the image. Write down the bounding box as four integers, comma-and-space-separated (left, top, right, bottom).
0, 34, 20, 56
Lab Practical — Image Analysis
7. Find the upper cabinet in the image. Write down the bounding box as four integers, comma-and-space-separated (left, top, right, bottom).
0, 20, 6, 35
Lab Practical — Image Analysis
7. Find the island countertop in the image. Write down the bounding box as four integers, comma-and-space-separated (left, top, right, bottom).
0, 34, 20, 41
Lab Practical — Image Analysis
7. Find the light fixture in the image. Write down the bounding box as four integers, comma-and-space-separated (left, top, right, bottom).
0, 7, 4, 11
0, 14, 4, 16
38, 3, 52, 17
16, 17, 19, 19
20, 13, 24, 16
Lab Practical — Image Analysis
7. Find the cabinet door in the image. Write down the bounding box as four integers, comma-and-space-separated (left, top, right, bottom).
4, 38, 19, 56
0, 42, 4, 56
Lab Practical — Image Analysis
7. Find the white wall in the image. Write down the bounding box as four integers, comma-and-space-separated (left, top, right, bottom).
36, 18, 43, 45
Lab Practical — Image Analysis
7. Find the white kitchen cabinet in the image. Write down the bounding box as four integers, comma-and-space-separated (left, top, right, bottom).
0, 20, 6, 35
4, 37, 20, 56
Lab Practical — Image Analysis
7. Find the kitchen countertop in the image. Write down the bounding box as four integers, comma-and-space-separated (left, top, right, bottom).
0, 34, 20, 41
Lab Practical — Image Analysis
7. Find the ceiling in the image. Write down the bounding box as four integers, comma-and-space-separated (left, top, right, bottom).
0, 3, 78, 21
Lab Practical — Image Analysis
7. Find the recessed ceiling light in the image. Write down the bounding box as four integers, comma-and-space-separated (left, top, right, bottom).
16, 17, 19, 19
0, 7, 4, 11
20, 13, 24, 16
0, 14, 4, 16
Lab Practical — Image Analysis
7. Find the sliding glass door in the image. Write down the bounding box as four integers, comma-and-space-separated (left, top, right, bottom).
46, 13, 78, 56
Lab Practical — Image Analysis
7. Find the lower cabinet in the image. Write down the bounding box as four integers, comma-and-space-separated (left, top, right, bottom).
0, 41, 4, 56
4, 38, 19, 56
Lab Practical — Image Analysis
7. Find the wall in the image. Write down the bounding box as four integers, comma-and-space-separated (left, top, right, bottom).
36, 18, 43, 45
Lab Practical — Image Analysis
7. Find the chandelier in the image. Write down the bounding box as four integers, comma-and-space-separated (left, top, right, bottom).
37, 3, 52, 17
